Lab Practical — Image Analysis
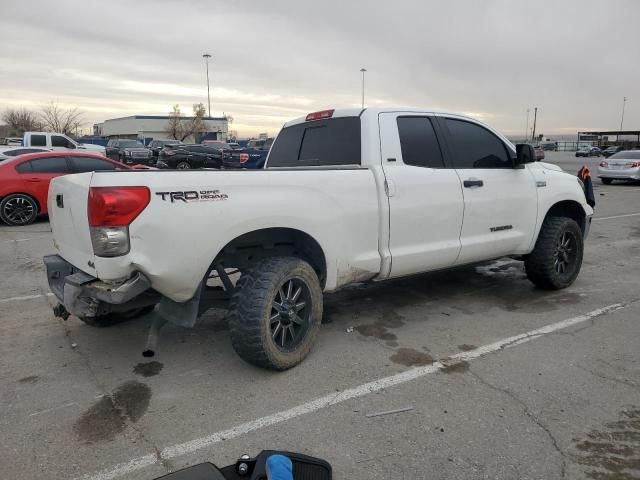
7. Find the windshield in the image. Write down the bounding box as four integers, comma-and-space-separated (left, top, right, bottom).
120, 141, 144, 148
609, 151, 640, 159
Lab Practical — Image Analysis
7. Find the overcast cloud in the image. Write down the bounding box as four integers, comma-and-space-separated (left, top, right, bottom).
0, 0, 638, 137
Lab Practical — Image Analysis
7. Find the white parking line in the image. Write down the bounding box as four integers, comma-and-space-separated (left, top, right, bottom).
594, 212, 640, 221
76, 302, 628, 480
0, 293, 54, 304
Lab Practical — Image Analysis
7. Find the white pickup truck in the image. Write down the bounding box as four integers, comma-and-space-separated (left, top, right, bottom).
44, 108, 592, 369
17, 132, 106, 155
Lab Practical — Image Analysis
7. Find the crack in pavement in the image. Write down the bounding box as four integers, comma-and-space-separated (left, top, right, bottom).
576, 365, 640, 391
469, 369, 567, 479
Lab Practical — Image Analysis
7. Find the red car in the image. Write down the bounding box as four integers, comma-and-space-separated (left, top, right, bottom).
0, 151, 136, 226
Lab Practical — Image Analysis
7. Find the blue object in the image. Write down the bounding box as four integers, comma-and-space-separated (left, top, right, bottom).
266, 454, 293, 480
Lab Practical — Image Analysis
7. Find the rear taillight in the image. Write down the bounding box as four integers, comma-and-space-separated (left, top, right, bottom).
632, 161, 640, 168
599, 161, 608, 167
306, 109, 334, 121
239, 153, 249, 164
88, 187, 150, 257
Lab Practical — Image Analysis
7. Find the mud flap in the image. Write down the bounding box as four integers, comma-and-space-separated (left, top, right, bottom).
156, 282, 203, 328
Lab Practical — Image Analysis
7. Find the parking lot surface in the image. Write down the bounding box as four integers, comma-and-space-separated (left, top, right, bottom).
1, 152, 639, 480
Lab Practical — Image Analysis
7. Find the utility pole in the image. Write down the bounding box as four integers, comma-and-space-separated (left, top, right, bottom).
620, 96, 627, 132
202, 53, 212, 117
531, 107, 538, 142
360, 68, 367, 109
525, 108, 530, 143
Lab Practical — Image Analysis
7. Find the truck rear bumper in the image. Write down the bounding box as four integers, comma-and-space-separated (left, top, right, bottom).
43, 254, 158, 318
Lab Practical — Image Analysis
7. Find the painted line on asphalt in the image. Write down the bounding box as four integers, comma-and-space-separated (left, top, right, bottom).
0, 293, 54, 304
75, 302, 628, 480
593, 212, 640, 221
0, 237, 50, 244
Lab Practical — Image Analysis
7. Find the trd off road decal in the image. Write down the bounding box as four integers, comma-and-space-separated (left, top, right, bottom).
156, 190, 228, 203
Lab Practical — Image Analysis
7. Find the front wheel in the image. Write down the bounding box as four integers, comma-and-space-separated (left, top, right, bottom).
228, 256, 323, 370
601, 178, 613, 185
525, 217, 584, 290
0, 194, 39, 226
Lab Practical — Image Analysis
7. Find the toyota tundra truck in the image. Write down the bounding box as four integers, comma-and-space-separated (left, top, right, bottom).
43, 108, 593, 370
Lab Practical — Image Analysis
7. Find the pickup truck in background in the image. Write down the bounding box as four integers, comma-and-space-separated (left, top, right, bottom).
223, 137, 273, 169
105, 139, 154, 165
21, 132, 106, 155
44, 108, 593, 370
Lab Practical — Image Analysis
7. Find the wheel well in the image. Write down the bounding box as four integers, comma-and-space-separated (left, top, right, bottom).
212, 228, 327, 286
544, 200, 586, 233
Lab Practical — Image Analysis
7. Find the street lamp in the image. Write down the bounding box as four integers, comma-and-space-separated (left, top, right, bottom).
360, 68, 367, 109
525, 108, 530, 143
620, 96, 628, 133
202, 53, 212, 117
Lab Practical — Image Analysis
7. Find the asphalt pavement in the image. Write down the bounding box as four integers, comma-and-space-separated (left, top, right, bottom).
1, 152, 638, 480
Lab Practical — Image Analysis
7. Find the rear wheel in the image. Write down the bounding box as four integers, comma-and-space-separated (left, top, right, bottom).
228, 256, 323, 370
0, 194, 39, 226
601, 178, 613, 185
176, 161, 191, 170
79, 305, 155, 327
525, 217, 584, 290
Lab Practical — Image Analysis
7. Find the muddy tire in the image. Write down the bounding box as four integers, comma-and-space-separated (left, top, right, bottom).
228, 256, 323, 370
601, 178, 613, 185
0, 194, 39, 226
525, 217, 584, 290
79, 305, 155, 327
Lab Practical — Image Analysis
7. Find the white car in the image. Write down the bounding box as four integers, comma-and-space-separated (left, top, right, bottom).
598, 150, 640, 184
0, 146, 51, 161
44, 107, 593, 370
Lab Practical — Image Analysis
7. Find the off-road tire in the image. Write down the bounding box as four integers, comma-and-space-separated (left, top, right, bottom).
601, 178, 613, 185
525, 217, 584, 290
228, 256, 323, 370
79, 305, 155, 327
0, 194, 39, 226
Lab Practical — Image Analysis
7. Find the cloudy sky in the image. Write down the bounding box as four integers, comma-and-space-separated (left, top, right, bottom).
0, 0, 638, 138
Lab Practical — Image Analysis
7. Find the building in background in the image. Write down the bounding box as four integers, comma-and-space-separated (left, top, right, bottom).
93, 115, 228, 143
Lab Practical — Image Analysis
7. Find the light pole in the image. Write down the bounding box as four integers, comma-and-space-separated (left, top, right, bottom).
620, 96, 627, 133
360, 68, 367, 109
525, 108, 530, 143
531, 107, 538, 142
202, 53, 212, 117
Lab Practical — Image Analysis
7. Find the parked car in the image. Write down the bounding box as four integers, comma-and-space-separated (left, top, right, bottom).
44, 107, 592, 370
0, 147, 51, 161
576, 146, 601, 157
1, 137, 23, 146
223, 138, 274, 169
602, 146, 624, 158
597, 150, 640, 184
540, 141, 558, 151
105, 139, 153, 165
147, 139, 182, 161
21, 132, 105, 155
0, 152, 136, 226
534, 146, 545, 160
157, 144, 224, 169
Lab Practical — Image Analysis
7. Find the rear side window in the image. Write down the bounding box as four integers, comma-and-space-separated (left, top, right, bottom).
397, 117, 445, 168
71, 156, 117, 172
268, 117, 361, 167
29, 157, 70, 173
15, 161, 33, 173
445, 119, 511, 169
30, 135, 47, 147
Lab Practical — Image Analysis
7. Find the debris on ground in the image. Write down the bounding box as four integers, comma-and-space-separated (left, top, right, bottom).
366, 406, 414, 418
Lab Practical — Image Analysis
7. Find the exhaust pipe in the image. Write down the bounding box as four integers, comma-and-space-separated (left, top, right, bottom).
142, 316, 167, 357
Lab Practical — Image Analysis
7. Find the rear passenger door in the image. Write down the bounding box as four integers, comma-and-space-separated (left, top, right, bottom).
437, 116, 538, 264
379, 112, 464, 277
69, 156, 119, 172
21, 157, 72, 209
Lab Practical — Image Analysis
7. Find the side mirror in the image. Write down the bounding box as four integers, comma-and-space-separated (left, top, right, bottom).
515, 144, 535, 166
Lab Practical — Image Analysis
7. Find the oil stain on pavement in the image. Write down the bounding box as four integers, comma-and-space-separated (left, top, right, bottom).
133, 361, 164, 377
573, 407, 640, 479
355, 309, 405, 343
390, 348, 433, 366
18, 375, 39, 384
74, 381, 151, 443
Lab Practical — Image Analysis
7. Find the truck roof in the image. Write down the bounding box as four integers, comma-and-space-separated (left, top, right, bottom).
283, 107, 480, 128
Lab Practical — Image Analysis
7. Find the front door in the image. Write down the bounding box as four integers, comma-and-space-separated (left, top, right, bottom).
437, 116, 538, 264
379, 112, 465, 278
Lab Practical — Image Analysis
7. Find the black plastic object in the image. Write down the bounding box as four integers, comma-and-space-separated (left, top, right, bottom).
220, 451, 332, 480
154, 463, 226, 480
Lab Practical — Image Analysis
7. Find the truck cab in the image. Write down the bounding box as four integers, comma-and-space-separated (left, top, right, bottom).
23, 132, 106, 155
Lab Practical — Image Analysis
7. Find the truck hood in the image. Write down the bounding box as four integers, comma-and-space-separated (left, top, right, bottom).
531, 161, 563, 172
79, 143, 106, 153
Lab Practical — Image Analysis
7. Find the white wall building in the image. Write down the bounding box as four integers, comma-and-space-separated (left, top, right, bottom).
94, 115, 228, 143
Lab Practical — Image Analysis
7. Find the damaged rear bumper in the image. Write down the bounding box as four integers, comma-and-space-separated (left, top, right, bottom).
43, 254, 159, 319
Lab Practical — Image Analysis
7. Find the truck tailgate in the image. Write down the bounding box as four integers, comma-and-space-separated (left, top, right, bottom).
48, 173, 96, 275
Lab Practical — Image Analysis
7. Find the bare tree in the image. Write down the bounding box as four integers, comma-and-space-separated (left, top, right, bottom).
165, 103, 208, 142
1, 107, 43, 135
40, 101, 84, 135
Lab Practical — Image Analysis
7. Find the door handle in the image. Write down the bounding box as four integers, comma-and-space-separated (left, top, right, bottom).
26, 177, 41, 182
463, 179, 484, 188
